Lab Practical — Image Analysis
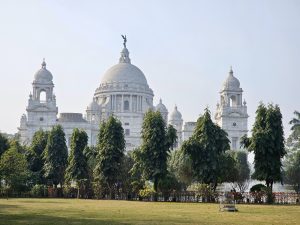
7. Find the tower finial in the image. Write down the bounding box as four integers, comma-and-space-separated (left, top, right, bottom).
121, 34, 127, 48
119, 35, 131, 63
41, 58, 46, 68
229, 66, 233, 75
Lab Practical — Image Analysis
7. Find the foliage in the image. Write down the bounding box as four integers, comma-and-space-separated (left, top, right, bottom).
230, 150, 250, 193
241, 103, 285, 191
250, 184, 266, 192
284, 149, 300, 193
94, 116, 125, 199
138, 181, 155, 200
168, 148, 193, 189
157, 173, 181, 199
43, 125, 68, 188
26, 129, 48, 185
0, 144, 30, 194
30, 184, 48, 197
187, 183, 218, 202
284, 110, 300, 193
0, 132, 9, 157
182, 108, 230, 191
65, 128, 89, 198
135, 110, 177, 193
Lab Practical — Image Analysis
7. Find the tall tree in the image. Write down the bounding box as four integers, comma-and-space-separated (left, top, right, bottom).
0, 142, 30, 193
241, 103, 285, 192
94, 116, 125, 199
182, 108, 230, 191
26, 129, 48, 184
65, 128, 89, 198
136, 110, 177, 193
0, 133, 9, 157
43, 125, 68, 188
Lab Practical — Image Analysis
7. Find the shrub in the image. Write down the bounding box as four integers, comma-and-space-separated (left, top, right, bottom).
31, 184, 48, 197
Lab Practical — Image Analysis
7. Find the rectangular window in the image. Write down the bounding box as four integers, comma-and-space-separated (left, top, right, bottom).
124, 122, 129, 126
232, 137, 238, 150
125, 129, 130, 136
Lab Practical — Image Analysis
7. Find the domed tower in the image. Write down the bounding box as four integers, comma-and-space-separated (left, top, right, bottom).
93, 36, 154, 150
86, 99, 101, 123
19, 59, 58, 144
215, 67, 248, 150
155, 99, 168, 123
169, 105, 183, 148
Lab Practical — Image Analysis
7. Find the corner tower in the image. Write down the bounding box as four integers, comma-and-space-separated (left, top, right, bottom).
19, 59, 58, 144
215, 67, 248, 150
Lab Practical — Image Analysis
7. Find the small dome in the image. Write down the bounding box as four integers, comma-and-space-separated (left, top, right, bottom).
34, 59, 53, 83
170, 105, 182, 121
156, 99, 168, 113
101, 62, 148, 86
222, 67, 240, 91
87, 100, 100, 111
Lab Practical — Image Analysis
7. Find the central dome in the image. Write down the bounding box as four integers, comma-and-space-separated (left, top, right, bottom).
101, 62, 148, 86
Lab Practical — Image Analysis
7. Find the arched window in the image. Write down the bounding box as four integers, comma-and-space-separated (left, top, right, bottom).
124, 100, 129, 111
39, 90, 46, 103
229, 95, 237, 107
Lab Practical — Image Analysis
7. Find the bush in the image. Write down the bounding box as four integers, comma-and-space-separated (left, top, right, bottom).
30, 184, 48, 197
250, 184, 266, 192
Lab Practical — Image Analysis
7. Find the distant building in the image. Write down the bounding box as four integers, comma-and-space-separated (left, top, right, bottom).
18, 39, 248, 150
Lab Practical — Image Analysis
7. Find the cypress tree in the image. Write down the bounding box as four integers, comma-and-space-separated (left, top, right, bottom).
65, 128, 89, 198
43, 125, 68, 189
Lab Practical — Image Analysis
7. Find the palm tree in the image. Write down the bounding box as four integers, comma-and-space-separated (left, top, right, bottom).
289, 111, 300, 130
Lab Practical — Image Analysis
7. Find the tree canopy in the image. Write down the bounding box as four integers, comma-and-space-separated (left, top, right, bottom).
43, 125, 68, 188
94, 116, 125, 198
134, 110, 177, 193
241, 103, 285, 191
182, 108, 230, 190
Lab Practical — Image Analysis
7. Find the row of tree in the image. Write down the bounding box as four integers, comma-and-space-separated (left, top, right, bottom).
0, 103, 298, 202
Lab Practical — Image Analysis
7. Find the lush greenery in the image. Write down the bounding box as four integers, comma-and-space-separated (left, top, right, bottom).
182, 109, 230, 191
0, 198, 300, 225
284, 110, 300, 193
241, 103, 285, 192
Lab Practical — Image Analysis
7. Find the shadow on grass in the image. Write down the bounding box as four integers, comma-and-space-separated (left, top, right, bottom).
0, 213, 129, 225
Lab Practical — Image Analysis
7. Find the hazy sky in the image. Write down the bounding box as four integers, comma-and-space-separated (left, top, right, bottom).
0, 0, 299, 137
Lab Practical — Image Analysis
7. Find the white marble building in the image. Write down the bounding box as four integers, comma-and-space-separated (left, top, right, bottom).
18, 39, 248, 151
215, 67, 249, 150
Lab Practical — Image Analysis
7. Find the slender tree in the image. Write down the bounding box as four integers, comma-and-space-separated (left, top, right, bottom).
65, 128, 89, 198
94, 116, 125, 199
241, 103, 285, 193
43, 125, 68, 189
26, 129, 48, 184
182, 108, 230, 191
136, 110, 177, 194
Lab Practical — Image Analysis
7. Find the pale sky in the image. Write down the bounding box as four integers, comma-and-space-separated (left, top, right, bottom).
0, 0, 299, 138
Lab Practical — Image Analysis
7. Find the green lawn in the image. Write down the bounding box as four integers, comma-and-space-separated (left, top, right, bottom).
0, 198, 299, 225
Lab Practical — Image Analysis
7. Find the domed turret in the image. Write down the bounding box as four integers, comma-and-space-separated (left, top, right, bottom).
33, 59, 53, 84
222, 67, 240, 91
156, 99, 168, 123
87, 99, 100, 111
170, 105, 182, 121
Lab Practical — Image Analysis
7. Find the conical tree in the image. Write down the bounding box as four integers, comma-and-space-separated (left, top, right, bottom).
65, 128, 89, 198
26, 129, 48, 184
43, 125, 68, 189
94, 116, 125, 199
136, 110, 177, 194
182, 108, 230, 191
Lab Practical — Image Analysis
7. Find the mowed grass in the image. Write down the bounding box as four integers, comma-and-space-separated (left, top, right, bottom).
0, 198, 299, 225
